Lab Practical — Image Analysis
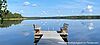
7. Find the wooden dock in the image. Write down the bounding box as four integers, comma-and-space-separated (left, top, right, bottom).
37, 31, 67, 45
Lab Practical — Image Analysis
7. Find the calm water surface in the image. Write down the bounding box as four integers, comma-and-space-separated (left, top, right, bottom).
0, 19, 100, 45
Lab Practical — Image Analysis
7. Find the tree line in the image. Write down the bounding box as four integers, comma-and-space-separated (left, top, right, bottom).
0, 0, 22, 18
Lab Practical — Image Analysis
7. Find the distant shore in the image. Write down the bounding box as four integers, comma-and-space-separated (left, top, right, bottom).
0, 16, 100, 20
24, 15, 100, 19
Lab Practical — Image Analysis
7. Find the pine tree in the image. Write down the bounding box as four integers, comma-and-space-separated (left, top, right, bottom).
0, 0, 8, 17
0, 0, 2, 17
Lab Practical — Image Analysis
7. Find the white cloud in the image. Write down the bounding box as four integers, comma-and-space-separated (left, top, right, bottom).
23, 1, 30, 6
32, 4, 37, 7
15, 11, 20, 14
81, 4, 93, 13
87, 5, 93, 9
89, 9, 93, 12
88, 22, 94, 30
86, 4, 93, 12
42, 11, 48, 14
15, 10, 24, 14
20, 10, 24, 14
15, 10, 20, 14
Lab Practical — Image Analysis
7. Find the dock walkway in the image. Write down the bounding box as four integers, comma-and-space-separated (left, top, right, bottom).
38, 31, 67, 45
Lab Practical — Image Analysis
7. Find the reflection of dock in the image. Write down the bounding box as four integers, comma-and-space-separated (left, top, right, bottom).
38, 31, 67, 45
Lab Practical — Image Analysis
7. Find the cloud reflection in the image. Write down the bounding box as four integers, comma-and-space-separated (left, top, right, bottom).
88, 22, 94, 30
21, 31, 30, 37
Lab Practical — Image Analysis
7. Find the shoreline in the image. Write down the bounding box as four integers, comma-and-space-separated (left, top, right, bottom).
0, 16, 100, 20
0, 18, 26, 20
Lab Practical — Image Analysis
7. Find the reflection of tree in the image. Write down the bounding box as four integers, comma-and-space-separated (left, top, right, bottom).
0, 20, 23, 28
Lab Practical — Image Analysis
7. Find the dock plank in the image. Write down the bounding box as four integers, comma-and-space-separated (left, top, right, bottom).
38, 31, 67, 45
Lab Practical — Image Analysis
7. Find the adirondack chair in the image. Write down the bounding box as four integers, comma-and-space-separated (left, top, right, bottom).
60, 23, 68, 33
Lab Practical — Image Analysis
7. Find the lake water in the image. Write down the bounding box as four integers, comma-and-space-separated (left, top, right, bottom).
0, 19, 100, 45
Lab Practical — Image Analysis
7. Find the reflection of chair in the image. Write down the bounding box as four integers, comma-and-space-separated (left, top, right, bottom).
33, 24, 41, 34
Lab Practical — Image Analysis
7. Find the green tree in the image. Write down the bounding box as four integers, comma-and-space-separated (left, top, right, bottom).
13, 13, 22, 18
0, 0, 22, 18
0, 0, 2, 17
0, 0, 8, 18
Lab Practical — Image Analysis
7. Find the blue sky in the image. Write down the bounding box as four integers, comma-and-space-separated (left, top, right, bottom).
7, 0, 100, 17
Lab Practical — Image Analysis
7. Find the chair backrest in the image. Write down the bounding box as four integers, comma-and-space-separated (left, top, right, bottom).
33, 24, 35, 29
33, 24, 41, 30
63, 23, 68, 30
63, 23, 68, 28
61, 23, 68, 33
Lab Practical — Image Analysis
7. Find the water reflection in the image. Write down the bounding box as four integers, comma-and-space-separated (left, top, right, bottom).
0, 19, 99, 45
21, 31, 30, 37
0, 20, 23, 28
88, 22, 94, 30
80, 20, 95, 30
